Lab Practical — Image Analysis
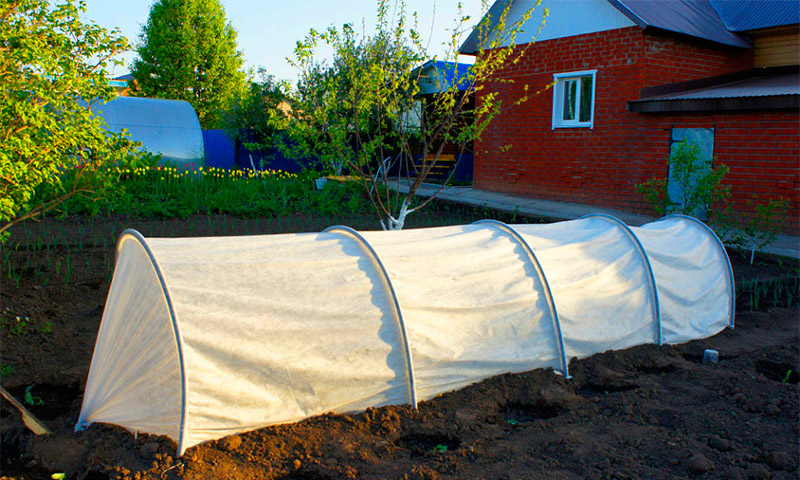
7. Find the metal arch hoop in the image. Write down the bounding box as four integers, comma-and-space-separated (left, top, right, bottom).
580, 214, 663, 345
117, 229, 190, 455
660, 214, 736, 329
322, 226, 418, 408
472, 220, 570, 378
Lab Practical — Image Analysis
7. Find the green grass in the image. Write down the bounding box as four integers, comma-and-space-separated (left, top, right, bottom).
52, 164, 373, 220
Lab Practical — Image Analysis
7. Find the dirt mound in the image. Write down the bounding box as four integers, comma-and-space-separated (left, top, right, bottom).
2, 215, 798, 479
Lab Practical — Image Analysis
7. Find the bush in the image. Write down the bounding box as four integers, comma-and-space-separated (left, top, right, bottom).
0, 0, 137, 241
636, 139, 730, 221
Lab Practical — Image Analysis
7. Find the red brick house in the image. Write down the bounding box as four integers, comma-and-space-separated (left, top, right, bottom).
460, 0, 800, 234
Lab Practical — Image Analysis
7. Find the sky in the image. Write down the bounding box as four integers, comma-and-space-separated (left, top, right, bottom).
80, 0, 489, 83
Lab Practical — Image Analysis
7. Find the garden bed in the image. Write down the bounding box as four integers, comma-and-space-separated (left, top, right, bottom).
1, 211, 798, 479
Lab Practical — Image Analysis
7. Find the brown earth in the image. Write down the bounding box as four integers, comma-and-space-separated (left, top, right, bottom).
1, 213, 798, 480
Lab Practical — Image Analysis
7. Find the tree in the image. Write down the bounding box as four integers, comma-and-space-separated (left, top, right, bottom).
221, 69, 290, 162
288, 0, 547, 230
131, 0, 247, 129
0, 0, 141, 240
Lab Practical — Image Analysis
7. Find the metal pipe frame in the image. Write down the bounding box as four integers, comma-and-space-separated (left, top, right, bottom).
323, 226, 418, 408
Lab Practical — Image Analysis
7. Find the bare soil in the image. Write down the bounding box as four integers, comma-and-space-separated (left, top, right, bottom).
1, 213, 798, 480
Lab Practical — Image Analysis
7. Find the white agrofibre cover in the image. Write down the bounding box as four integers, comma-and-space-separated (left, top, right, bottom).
76, 214, 734, 454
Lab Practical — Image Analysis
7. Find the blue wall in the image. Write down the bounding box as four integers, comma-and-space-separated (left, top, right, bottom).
203, 129, 473, 182
203, 130, 235, 169
203, 129, 316, 173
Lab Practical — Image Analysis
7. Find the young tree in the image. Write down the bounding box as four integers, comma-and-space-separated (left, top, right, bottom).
636, 140, 731, 220
221, 69, 290, 163
0, 0, 140, 240
288, 0, 547, 230
131, 0, 247, 129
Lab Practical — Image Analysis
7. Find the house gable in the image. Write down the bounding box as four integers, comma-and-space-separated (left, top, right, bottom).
459, 0, 635, 54
459, 0, 765, 54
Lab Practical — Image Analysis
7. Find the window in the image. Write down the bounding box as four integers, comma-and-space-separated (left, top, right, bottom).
400, 99, 423, 131
552, 70, 596, 129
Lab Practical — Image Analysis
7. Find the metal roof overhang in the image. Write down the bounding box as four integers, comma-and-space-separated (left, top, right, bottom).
629, 94, 800, 113
628, 66, 800, 113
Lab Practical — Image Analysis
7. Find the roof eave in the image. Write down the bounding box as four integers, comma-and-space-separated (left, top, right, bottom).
458, 0, 511, 56
606, 0, 649, 29
608, 0, 753, 49
628, 95, 800, 113
643, 25, 752, 49
638, 66, 800, 99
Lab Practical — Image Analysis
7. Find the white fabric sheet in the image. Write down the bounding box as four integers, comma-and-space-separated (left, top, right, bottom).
77, 215, 734, 454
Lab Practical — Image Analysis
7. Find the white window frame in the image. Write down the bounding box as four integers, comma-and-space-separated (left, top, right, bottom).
552, 70, 597, 129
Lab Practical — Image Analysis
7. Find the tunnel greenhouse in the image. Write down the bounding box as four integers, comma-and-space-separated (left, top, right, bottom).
76, 214, 734, 454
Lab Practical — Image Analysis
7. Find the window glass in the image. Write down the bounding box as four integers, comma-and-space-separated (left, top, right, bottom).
579, 76, 593, 123
562, 79, 576, 121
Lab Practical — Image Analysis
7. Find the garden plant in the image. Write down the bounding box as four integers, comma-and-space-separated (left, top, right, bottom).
636, 139, 789, 263
287, 0, 549, 230
0, 0, 141, 241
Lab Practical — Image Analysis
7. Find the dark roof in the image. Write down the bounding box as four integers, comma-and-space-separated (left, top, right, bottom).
629, 66, 800, 112
114, 73, 134, 82
459, 0, 511, 55
709, 0, 799, 32
608, 0, 752, 48
460, 0, 800, 54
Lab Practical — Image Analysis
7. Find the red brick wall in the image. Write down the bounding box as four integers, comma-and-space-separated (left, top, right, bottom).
641, 30, 753, 86
474, 27, 800, 234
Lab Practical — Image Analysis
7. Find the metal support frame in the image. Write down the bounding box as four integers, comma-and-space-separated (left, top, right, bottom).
77, 229, 191, 456
580, 214, 663, 345
323, 226, 418, 408
472, 220, 570, 378
661, 214, 736, 329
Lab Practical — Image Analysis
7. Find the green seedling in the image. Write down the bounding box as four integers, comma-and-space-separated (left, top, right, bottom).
782, 369, 793, 384
24, 386, 43, 406
0, 365, 12, 377
431, 444, 448, 453
8, 264, 22, 288
39, 321, 53, 334
506, 419, 520, 425
9, 316, 29, 336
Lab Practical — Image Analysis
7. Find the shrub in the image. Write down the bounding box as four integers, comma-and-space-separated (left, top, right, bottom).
636, 139, 730, 221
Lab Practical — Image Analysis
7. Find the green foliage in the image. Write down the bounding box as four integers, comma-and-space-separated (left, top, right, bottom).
4, 315, 30, 336
52, 165, 373, 219
287, 0, 547, 229
221, 70, 290, 157
636, 140, 730, 220
638, 141, 790, 263
739, 274, 799, 311
24, 386, 43, 406
131, 0, 247, 129
720, 197, 789, 264
0, 0, 141, 241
